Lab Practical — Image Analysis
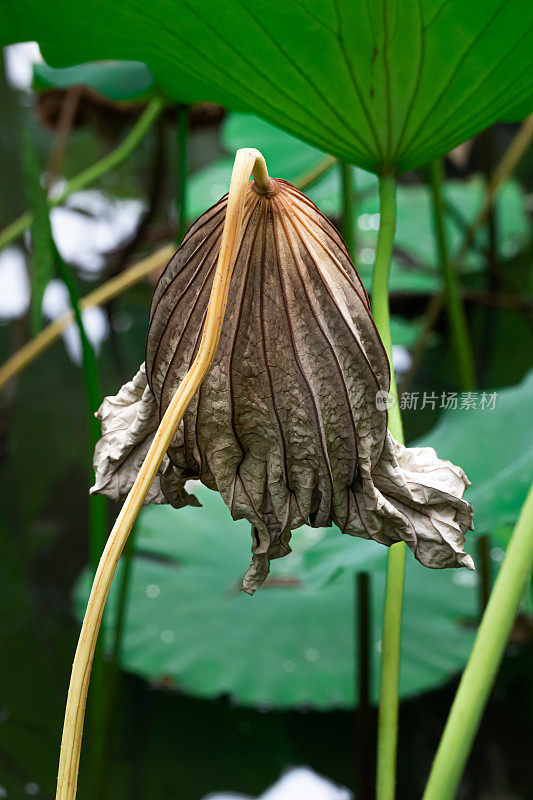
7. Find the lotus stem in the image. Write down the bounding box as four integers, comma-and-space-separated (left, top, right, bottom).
422, 481, 533, 800
176, 104, 189, 244
296, 154, 337, 190
371, 176, 402, 442
54, 248, 109, 783
54, 147, 267, 800
455, 113, 533, 262
250, 149, 273, 192
0, 96, 166, 252
54, 250, 106, 562
371, 174, 405, 800
428, 157, 476, 391
340, 162, 356, 259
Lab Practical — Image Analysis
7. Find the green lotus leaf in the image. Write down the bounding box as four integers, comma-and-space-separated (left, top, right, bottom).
33, 61, 156, 103
3, 0, 532, 173
75, 483, 478, 709
423, 370, 533, 535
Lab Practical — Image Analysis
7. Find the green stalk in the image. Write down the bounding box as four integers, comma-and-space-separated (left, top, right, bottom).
371, 175, 405, 800
428, 158, 476, 391
0, 211, 33, 250
53, 245, 108, 784
54, 247, 106, 564
176, 104, 189, 245
422, 482, 533, 800
0, 96, 166, 252
340, 162, 356, 259
371, 176, 403, 441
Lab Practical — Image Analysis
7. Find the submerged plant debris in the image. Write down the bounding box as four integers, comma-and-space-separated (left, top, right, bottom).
92, 178, 474, 593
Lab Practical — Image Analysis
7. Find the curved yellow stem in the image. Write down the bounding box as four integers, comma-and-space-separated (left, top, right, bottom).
55, 148, 268, 800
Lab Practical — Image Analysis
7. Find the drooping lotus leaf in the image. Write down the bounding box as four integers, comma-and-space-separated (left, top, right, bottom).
74, 484, 478, 708
33, 60, 156, 103
92, 178, 473, 592
2, 0, 532, 173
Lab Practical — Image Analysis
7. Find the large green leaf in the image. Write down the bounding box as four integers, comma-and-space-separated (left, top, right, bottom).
75, 484, 478, 709
3, 1, 532, 173
33, 60, 156, 102
422, 370, 533, 535
224, 112, 327, 181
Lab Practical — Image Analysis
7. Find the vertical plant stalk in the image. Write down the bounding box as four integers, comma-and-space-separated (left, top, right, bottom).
46, 87, 82, 190
54, 249, 106, 563
477, 128, 499, 390
340, 162, 356, 259
54, 147, 270, 800
53, 248, 109, 783
428, 158, 476, 391
357, 572, 373, 800
456, 113, 533, 261
371, 174, 405, 800
422, 481, 533, 800
371, 176, 402, 441
477, 535, 492, 613
0, 96, 166, 252
23, 115, 110, 782
404, 117, 533, 390
176, 104, 189, 244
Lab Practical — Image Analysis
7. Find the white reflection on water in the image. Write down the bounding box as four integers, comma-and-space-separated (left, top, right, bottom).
0, 188, 145, 364
50, 190, 145, 275
392, 344, 412, 375
4, 42, 43, 91
202, 766, 351, 800
0, 248, 30, 320
42, 279, 109, 364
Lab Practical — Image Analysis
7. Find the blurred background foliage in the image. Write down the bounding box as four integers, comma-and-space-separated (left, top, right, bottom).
0, 43, 532, 800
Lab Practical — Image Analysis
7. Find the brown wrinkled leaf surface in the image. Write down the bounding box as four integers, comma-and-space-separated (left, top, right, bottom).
93, 179, 474, 592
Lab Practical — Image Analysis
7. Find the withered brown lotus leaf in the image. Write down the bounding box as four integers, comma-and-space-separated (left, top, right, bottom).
92, 179, 474, 593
